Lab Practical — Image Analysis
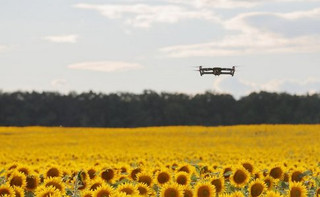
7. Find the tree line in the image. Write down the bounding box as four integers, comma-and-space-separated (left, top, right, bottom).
0, 90, 319, 127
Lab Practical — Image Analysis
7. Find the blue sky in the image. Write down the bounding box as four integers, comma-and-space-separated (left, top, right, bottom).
1, 0, 320, 98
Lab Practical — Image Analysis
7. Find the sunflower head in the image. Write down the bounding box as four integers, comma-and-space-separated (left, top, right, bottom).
35, 185, 62, 197
194, 181, 216, 197
137, 172, 153, 186
290, 169, 305, 182
263, 176, 274, 190
269, 166, 284, 180
231, 191, 245, 197
230, 167, 250, 188
265, 191, 282, 197
249, 179, 266, 197
117, 182, 138, 196
156, 170, 172, 185
100, 168, 115, 183
87, 167, 97, 180
44, 176, 65, 193
289, 182, 307, 197
0, 184, 15, 197
160, 182, 183, 197
175, 171, 190, 186
241, 160, 254, 174
45, 166, 61, 178
183, 186, 193, 197
210, 176, 224, 194
137, 182, 151, 196
92, 184, 114, 197
81, 189, 93, 197
88, 178, 104, 191
8, 171, 27, 188
26, 174, 40, 191
129, 168, 141, 181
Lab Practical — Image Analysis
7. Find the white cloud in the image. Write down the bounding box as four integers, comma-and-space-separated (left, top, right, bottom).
160, 8, 320, 57
68, 61, 143, 72
43, 35, 79, 43
214, 77, 320, 98
74, 3, 218, 28
166, 0, 320, 9
0, 45, 8, 52
51, 79, 67, 87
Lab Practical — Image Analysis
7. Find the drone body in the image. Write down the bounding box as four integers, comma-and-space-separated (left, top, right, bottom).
198, 66, 235, 76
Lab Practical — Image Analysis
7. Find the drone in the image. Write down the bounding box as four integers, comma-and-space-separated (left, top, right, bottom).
197, 66, 235, 76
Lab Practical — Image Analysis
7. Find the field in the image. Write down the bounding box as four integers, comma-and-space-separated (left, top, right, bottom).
0, 125, 319, 197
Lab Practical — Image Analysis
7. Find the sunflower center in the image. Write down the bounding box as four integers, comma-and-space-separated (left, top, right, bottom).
138, 186, 147, 195
291, 171, 303, 182
101, 169, 114, 182
131, 168, 141, 180
184, 189, 193, 197
158, 172, 170, 184
233, 170, 247, 184
121, 188, 134, 195
90, 183, 102, 191
0, 188, 10, 195
211, 179, 222, 193
177, 175, 187, 185
138, 175, 152, 186
250, 183, 263, 197
178, 166, 190, 173
26, 176, 37, 190
198, 186, 210, 197
164, 188, 178, 197
242, 163, 253, 173
270, 167, 282, 179
10, 176, 23, 187
88, 169, 96, 179
47, 168, 59, 178
290, 187, 302, 197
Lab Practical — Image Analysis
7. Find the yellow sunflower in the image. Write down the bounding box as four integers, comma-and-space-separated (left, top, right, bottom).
87, 167, 97, 180
230, 167, 250, 188
88, 178, 104, 191
13, 186, 25, 197
241, 160, 254, 174
45, 166, 61, 178
194, 182, 216, 197
230, 191, 245, 197
82, 189, 93, 197
175, 171, 190, 186
289, 182, 307, 197
0, 184, 15, 197
137, 182, 151, 196
8, 171, 27, 188
129, 168, 141, 181
137, 172, 153, 186
100, 168, 116, 183
249, 179, 266, 197
210, 176, 224, 194
43, 176, 65, 194
35, 185, 62, 197
117, 183, 139, 196
26, 174, 40, 191
269, 166, 284, 180
263, 176, 274, 190
160, 183, 184, 197
156, 170, 172, 185
265, 191, 283, 197
183, 185, 193, 197
290, 169, 305, 183
92, 185, 114, 197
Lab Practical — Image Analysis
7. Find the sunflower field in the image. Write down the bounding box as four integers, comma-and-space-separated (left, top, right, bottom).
0, 125, 320, 197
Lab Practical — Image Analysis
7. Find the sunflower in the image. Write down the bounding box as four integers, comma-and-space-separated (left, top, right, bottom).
316, 188, 320, 197
265, 191, 282, 197
182, 186, 193, 197
249, 179, 266, 197
210, 176, 224, 194
0, 184, 15, 197
178, 164, 193, 174
269, 166, 284, 180
241, 160, 254, 174
137, 183, 151, 196
35, 185, 62, 197
175, 172, 190, 186
26, 174, 40, 191
8, 171, 27, 188
160, 183, 184, 197
45, 166, 61, 178
222, 167, 232, 180
129, 168, 141, 181
289, 182, 307, 197
194, 182, 216, 197
230, 167, 250, 188
87, 167, 97, 180
13, 186, 24, 197
92, 185, 114, 197
230, 191, 244, 197
88, 178, 104, 191
156, 170, 171, 185
82, 189, 93, 197
17, 165, 32, 176
290, 169, 304, 182
263, 176, 274, 190
44, 177, 65, 193
137, 172, 153, 186
117, 183, 138, 196
100, 168, 115, 183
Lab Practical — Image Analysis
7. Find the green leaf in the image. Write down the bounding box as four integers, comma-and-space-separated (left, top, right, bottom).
224, 171, 233, 177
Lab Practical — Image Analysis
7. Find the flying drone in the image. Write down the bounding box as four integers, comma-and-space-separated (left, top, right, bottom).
196, 66, 235, 76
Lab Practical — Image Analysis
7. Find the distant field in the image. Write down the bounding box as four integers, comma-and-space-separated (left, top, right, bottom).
0, 125, 319, 197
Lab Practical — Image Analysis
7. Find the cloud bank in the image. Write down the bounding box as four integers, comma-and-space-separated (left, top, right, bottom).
43, 35, 79, 43
68, 61, 143, 72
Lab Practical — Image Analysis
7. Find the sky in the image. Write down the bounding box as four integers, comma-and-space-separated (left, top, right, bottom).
1, 0, 320, 98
